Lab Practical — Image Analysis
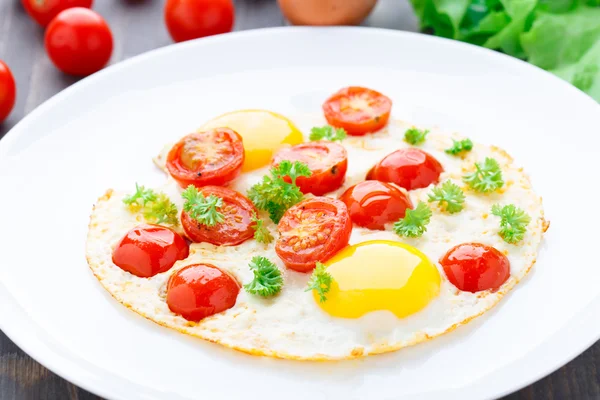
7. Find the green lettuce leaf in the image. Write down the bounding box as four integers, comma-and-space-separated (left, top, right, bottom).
411, 0, 472, 38
482, 0, 537, 58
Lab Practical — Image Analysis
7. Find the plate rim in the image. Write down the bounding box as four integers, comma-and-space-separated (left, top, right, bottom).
1, 26, 599, 400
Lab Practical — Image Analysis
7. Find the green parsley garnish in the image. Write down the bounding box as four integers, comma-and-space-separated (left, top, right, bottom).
181, 185, 224, 227
463, 158, 504, 193
247, 160, 311, 223
309, 125, 347, 142
305, 262, 333, 303
123, 184, 179, 226
244, 256, 283, 297
491, 204, 531, 244
428, 180, 465, 214
251, 213, 274, 244
445, 138, 473, 155
393, 202, 432, 238
404, 127, 429, 145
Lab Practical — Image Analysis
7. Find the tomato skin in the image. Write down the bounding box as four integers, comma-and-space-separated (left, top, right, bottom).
21, 0, 93, 27
367, 148, 443, 191
440, 243, 510, 293
181, 186, 257, 246
272, 141, 348, 196
339, 181, 413, 230
0, 61, 16, 124
322, 86, 392, 136
112, 224, 189, 278
166, 129, 244, 189
166, 263, 240, 322
276, 197, 352, 272
44, 8, 113, 76
164, 0, 235, 43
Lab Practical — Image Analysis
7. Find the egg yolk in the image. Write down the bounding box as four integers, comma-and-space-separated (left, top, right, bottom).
199, 109, 304, 172
315, 240, 441, 319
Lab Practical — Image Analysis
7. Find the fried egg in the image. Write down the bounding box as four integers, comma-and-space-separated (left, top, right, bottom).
86, 116, 546, 360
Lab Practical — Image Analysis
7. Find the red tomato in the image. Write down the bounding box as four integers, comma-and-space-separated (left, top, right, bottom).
272, 141, 348, 196
367, 148, 443, 190
44, 8, 113, 76
276, 197, 351, 272
322, 86, 392, 136
166, 129, 244, 189
440, 243, 510, 293
164, 0, 235, 43
21, 0, 93, 27
0, 61, 16, 124
339, 181, 413, 230
181, 186, 257, 246
166, 263, 240, 322
112, 224, 189, 278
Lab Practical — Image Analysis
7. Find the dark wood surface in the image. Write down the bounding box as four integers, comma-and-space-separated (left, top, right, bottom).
0, 0, 598, 398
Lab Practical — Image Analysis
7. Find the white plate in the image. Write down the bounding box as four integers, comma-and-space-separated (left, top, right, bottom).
1, 27, 599, 400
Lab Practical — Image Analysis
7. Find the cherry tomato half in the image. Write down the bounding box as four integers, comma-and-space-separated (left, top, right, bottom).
44, 8, 113, 76
322, 86, 392, 136
112, 224, 189, 278
272, 141, 348, 196
440, 243, 510, 293
0, 61, 16, 124
166, 129, 244, 189
339, 181, 413, 230
181, 186, 257, 246
164, 0, 235, 43
21, 0, 93, 27
276, 197, 351, 272
367, 148, 443, 191
166, 263, 240, 322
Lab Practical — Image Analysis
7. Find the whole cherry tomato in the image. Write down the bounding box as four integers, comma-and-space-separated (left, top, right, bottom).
166, 263, 240, 322
0, 61, 16, 124
440, 243, 510, 293
367, 148, 443, 191
21, 0, 93, 27
44, 8, 113, 76
164, 0, 235, 43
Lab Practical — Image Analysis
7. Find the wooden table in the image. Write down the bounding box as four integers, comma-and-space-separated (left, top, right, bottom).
1, 0, 598, 398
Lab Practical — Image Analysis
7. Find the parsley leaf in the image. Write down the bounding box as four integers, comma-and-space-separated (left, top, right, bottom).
251, 213, 274, 244
445, 138, 474, 155
393, 202, 432, 238
491, 204, 531, 244
181, 185, 224, 227
123, 184, 178, 226
305, 262, 333, 303
463, 158, 504, 193
404, 127, 429, 145
244, 256, 283, 297
247, 160, 311, 223
309, 125, 347, 142
428, 180, 465, 214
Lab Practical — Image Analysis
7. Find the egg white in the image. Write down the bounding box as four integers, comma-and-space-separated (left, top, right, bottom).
86, 117, 546, 360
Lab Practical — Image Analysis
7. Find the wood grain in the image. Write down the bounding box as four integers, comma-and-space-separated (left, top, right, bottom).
0, 0, 598, 398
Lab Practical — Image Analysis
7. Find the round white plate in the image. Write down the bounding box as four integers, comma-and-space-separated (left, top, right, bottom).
1, 27, 599, 400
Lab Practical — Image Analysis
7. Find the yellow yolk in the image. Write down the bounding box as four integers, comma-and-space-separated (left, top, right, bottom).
315, 241, 441, 319
199, 109, 304, 172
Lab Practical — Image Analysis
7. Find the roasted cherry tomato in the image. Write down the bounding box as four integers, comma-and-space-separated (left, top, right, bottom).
44, 8, 113, 76
322, 86, 392, 136
367, 148, 443, 190
164, 0, 235, 43
0, 61, 16, 124
21, 0, 93, 27
166, 263, 240, 321
112, 224, 189, 278
339, 181, 413, 230
440, 243, 510, 293
166, 129, 244, 189
181, 186, 256, 246
272, 141, 348, 196
276, 197, 351, 272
